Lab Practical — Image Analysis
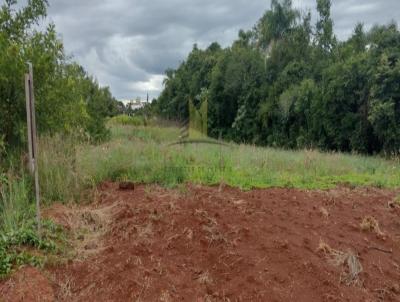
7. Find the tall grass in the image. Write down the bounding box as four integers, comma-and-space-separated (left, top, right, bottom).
38, 135, 88, 204
0, 173, 33, 232
76, 125, 400, 190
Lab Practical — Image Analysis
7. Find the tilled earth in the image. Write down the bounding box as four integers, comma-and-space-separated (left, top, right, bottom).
1, 183, 400, 302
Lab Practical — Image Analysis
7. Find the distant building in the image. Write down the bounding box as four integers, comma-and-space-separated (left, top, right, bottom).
128, 99, 147, 110
120, 97, 149, 116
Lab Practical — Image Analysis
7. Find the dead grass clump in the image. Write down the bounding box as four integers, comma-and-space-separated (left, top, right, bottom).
137, 222, 154, 239
202, 225, 227, 247
317, 240, 363, 285
360, 216, 385, 237
319, 207, 329, 218
149, 210, 163, 222
388, 196, 400, 208
159, 290, 172, 302
194, 271, 213, 285
81, 211, 104, 232
57, 277, 74, 300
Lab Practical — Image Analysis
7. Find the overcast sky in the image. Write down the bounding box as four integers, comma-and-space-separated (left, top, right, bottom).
44, 0, 399, 100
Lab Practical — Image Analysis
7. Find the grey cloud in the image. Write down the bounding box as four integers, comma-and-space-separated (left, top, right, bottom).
44, 0, 400, 100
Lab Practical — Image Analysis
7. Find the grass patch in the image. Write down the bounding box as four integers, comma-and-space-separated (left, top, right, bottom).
75, 125, 400, 190
108, 115, 146, 127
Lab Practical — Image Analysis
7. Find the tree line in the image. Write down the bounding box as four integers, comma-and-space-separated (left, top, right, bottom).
152, 0, 400, 155
0, 0, 121, 157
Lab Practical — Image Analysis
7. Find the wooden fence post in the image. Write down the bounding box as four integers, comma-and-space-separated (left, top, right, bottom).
25, 62, 41, 235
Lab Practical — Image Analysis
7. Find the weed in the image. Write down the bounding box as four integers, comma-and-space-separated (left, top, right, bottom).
0, 219, 62, 278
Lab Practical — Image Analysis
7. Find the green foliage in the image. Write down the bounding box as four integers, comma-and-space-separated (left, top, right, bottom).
109, 115, 147, 127
153, 0, 400, 155
0, 0, 118, 152
0, 219, 60, 278
189, 91, 208, 138
256, 0, 299, 49
0, 170, 65, 278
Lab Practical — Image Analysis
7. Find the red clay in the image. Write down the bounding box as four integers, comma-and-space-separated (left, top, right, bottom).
0, 267, 54, 302
2, 183, 400, 301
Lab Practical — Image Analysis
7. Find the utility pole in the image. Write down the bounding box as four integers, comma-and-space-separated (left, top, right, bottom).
25, 62, 41, 235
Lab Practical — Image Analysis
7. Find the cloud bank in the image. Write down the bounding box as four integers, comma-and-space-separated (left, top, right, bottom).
45, 0, 400, 100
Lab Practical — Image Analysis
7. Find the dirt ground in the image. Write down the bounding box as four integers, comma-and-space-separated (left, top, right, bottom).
1, 183, 400, 302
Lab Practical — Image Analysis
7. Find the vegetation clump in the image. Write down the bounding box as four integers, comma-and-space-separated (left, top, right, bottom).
151, 0, 400, 156
0, 219, 63, 278
0, 0, 121, 155
360, 216, 385, 237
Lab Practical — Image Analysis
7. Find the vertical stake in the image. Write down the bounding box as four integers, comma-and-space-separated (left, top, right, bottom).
25, 62, 41, 235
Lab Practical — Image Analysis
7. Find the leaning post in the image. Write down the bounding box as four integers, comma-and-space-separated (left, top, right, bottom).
25, 62, 41, 235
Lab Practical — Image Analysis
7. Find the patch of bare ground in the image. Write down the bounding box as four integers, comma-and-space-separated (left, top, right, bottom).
2, 183, 400, 301
0, 267, 54, 302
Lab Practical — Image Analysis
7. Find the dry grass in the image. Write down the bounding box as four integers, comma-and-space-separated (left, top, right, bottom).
195, 271, 213, 285
360, 216, 385, 237
44, 203, 113, 260
137, 222, 154, 239
57, 277, 74, 300
159, 290, 173, 302
319, 207, 330, 218
318, 240, 363, 285
195, 208, 228, 246
388, 196, 400, 208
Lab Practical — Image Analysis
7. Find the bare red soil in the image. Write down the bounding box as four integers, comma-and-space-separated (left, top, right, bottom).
0, 267, 54, 302
1, 183, 400, 301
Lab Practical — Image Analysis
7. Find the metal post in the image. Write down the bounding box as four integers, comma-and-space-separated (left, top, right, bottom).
25, 62, 41, 235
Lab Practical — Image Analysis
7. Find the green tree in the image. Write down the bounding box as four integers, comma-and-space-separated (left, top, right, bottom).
0, 0, 118, 150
